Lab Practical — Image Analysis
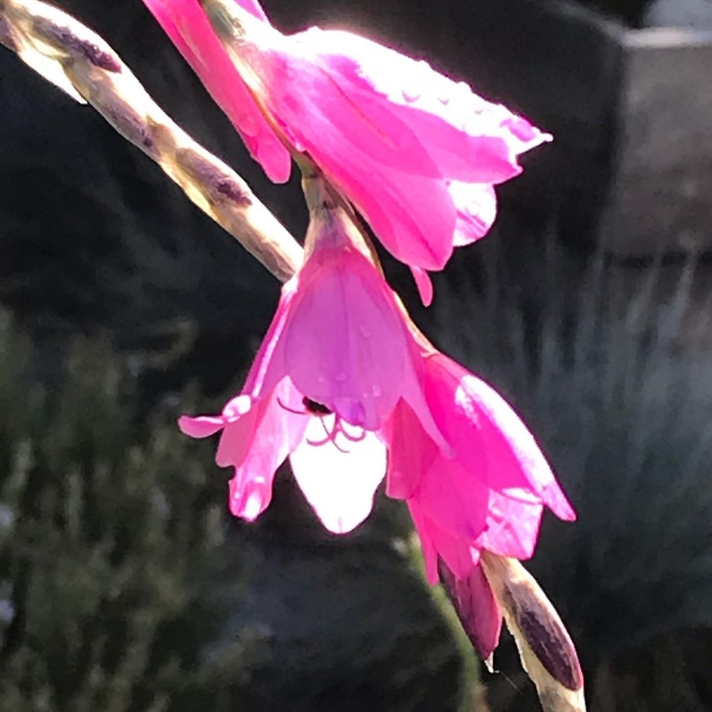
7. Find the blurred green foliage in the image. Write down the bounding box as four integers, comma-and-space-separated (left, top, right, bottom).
0, 313, 258, 711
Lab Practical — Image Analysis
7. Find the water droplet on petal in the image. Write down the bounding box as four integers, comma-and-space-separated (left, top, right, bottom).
240, 113, 259, 137
224, 395, 252, 420
359, 325, 372, 338
372, 384, 382, 397
242, 491, 264, 521
334, 372, 348, 383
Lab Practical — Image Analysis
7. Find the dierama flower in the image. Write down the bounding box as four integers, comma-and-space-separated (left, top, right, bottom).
141, 0, 551, 297
383, 347, 576, 659
179, 173, 439, 533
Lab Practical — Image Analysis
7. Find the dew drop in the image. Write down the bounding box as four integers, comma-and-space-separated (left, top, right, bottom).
359, 325, 372, 338
334, 372, 348, 383
240, 112, 259, 137
372, 384, 382, 397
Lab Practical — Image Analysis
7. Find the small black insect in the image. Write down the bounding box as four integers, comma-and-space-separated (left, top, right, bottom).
302, 397, 332, 415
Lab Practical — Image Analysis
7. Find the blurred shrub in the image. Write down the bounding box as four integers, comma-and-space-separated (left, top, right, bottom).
0, 312, 259, 711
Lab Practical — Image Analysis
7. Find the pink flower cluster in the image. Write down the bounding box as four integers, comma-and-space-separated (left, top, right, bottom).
144, 0, 574, 661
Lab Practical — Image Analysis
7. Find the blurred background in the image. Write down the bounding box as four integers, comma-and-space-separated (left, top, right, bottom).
1, 0, 712, 709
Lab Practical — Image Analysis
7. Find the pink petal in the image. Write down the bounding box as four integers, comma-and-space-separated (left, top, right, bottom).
227, 379, 308, 521
229, 469, 273, 521
439, 561, 503, 660
478, 489, 544, 560
457, 370, 576, 521
425, 354, 575, 521
141, 0, 291, 182
215, 402, 261, 467
295, 28, 540, 182
296, 106, 458, 270
282, 247, 409, 430
242, 278, 298, 397
220, 393, 255, 421
398, 335, 453, 458
415, 454, 491, 542
289, 420, 387, 534
259, 44, 461, 269
411, 504, 477, 582
450, 182, 498, 246
383, 399, 438, 500
178, 414, 225, 438
408, 498, 440, 584
410, 266, 434, 307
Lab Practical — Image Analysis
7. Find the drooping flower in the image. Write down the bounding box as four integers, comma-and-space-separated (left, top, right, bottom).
382, 348, 576, 658
179, 175, 438, 533
141, 0, 551, 294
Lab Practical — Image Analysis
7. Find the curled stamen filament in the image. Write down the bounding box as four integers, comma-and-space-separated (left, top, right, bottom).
277, 396, 308, 415
276, 395, 366, 453
306, 416, 366, 453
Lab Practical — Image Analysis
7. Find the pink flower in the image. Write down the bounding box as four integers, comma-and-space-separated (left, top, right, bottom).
141, 0, 551, 289
179, 196, 438, 533
382, 350, 576, 657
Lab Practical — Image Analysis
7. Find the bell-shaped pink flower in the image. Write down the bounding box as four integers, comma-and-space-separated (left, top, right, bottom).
179, 192, 438, 533
385, 351, 575, 573
383, 348, 575, 658
141, 0, 551, 284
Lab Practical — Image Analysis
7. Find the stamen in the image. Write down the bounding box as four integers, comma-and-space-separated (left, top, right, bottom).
338, 421, 367, 443
276, 396, 307, 415
277, 394, 367, 454
310, 417, 350, 453
306, 432, 350, 454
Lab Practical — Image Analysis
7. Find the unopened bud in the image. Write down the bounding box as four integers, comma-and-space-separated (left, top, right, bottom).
481, 552, 586, 712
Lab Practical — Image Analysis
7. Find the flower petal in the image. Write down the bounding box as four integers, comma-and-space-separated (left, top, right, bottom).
215, 402, 261, 467
425, 354, 576, 521
289, 419, 387, 534
383, 399, 439, 500
415, 454, 491, 542
439, 559, 502, 660
450, 182, 498, 246
295, 28, 542, 182
178, 414, 224, 438
409, 501, 477, 581
458, 371, 576, 521
410, 266, 434, 307
257, 40, 461, 269
478, 490, 544, 560
407, 498, 439, 584
283, 247, 409, 430
228, 379, 308, 521
242, 278, 298, 397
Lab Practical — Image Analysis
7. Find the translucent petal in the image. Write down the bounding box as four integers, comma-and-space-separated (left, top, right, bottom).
289, 421, 386, 534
